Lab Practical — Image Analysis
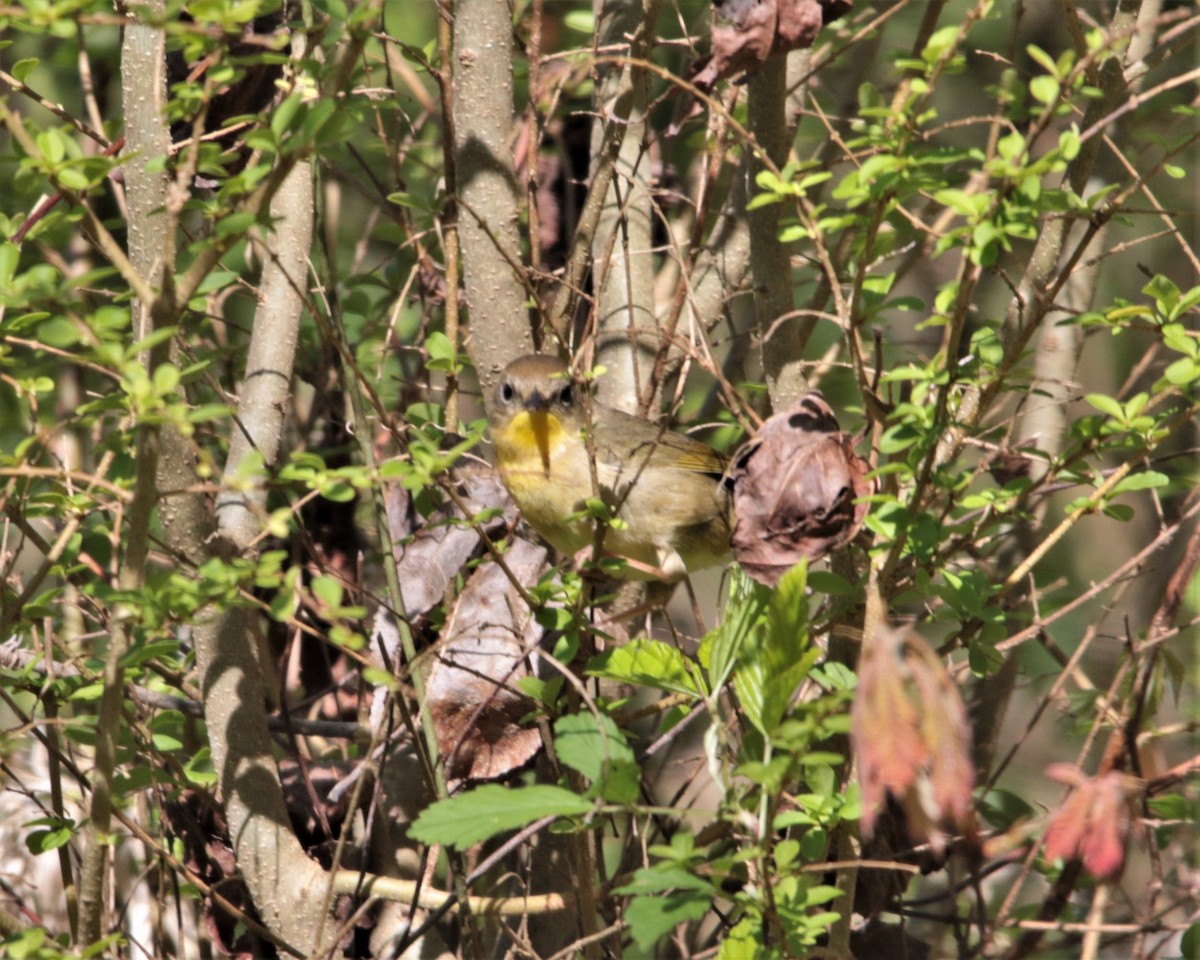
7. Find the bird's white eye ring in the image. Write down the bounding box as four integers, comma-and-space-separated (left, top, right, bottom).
501, 382, 515, 402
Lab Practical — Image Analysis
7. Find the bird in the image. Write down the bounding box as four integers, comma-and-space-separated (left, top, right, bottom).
488, 354, 732, 582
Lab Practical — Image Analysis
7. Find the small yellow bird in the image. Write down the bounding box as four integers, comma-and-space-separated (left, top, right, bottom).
489, 355, 732, 582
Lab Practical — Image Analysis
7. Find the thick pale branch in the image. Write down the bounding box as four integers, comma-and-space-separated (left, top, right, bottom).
216, 160, 313, 548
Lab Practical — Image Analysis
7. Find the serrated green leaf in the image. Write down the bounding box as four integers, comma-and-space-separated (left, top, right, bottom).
588, 638, 700, 697
624, 890, 711, 950
554, 712, 639, 803
409, 784, 592, 848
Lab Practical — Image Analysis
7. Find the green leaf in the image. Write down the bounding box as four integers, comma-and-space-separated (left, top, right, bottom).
977, 788, 1035, 830
1085, 392, 1123, 419
271, 93, 302, 141
215, 211, 257, 238
408, 784, 592, 848
1058, 125, 1080, 161
708, 567, 769, 691
184, 748, 217, 786
1111, 471, 1169, 495
807, 570, 853, 596
24, 816, 74, 854
425, 330, 459, 372
58, 166, 90, 190
588, 638, 700, 697
624, 890, 711, 951
1029, 75, 1059, 105
0, 241, 19, 292
12, 58, 38, 82
36, 128, 65, 164
562, 9, 594, 32
1181, 923, 1200, 960
311, 574, 344, 609
734, 563, 821, 734
554, 712, 639, 803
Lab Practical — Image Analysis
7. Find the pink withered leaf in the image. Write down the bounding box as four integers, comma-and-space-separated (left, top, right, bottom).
729, 392, 873, 587
1044, 763, 1140, 882
851, 624, 976, 855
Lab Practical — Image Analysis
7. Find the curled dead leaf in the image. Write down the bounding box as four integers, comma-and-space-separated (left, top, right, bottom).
729, 392, 872, 587
387, 459, 518, 623
691, 0, 852, 94
426, 539, 549, 784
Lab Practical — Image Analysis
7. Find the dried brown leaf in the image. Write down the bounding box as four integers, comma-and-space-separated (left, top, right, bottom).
389, 460, 517, 621
426, 539, 549, 783
730, 392, 872, 587
691, 0, 852, 94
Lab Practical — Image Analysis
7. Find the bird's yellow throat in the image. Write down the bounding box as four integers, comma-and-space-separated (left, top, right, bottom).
496, 409, 567, 477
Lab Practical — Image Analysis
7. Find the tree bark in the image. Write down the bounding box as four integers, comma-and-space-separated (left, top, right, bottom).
747, 56, 809, 408
589, 0, 661, 412
451, 0, 535, 393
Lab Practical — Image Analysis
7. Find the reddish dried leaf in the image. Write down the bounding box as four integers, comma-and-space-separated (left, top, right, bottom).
1043, 766, 1139, 882
852, 624, 976, 854
730, 392, 872, 587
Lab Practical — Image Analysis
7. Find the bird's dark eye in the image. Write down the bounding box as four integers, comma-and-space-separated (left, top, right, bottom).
500, 382, 515, 402
559, 384, 574, 406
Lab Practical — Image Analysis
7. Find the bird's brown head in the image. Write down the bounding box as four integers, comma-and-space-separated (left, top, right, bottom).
490, 355, 586, 475
491, 355, 583, 428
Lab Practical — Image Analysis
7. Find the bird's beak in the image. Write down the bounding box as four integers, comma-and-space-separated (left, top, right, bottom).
526, 389, 551, 412
526, 409, 553, 474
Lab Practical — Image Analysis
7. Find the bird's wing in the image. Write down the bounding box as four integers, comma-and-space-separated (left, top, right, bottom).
593, 407, 728, 478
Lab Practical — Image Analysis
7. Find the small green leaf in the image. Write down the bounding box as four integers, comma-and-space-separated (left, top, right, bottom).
12, 58, 38, 82
311, 574, 344, 609
1111, 471, 1169, 495
1085, 393, 1123, 419
57, 166, 90, 190
563, 9, 594, 32
1029, 75, 1059, 105
1026, 45, 1059, 78
0, 241, 19, 292
409, 784, 592, 848
1181, 923, 1200, 959
215, 211, 257, 238
977, 788, 1035, 830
